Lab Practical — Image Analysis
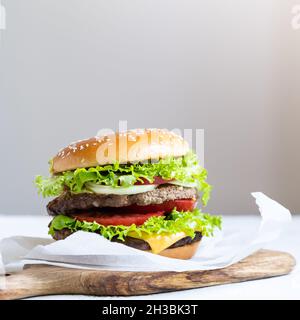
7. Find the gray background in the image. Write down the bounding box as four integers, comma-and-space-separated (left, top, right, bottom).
0, 0, 299, 215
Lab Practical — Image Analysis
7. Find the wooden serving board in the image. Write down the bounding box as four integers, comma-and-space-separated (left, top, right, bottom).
0, 249, 295, 300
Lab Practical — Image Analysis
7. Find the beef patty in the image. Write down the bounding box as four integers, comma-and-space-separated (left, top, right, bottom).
52, 228, 202, 251
47, 185, 198, 216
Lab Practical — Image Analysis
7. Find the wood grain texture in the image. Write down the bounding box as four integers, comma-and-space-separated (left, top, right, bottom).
0, 249, 296, 300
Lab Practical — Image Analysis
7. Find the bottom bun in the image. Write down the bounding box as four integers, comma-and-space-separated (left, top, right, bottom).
156, 241, 200, 260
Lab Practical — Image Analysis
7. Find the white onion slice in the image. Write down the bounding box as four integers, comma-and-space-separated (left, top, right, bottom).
86, 183, 157, 195
168, 180, 198, 188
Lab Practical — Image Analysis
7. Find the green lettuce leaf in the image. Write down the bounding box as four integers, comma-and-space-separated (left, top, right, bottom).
48, 209, 222, 241
35, 152, 212, 205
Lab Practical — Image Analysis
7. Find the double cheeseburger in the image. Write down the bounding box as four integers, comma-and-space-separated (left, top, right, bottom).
36, 129, 221, 259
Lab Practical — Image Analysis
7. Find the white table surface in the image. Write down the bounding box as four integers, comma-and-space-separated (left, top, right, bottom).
0, 215, 299, 300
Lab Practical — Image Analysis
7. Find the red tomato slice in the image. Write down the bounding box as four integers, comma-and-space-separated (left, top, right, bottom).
134, 176, 174, 185
73, 211, 164, 226
72, 199, 197, 227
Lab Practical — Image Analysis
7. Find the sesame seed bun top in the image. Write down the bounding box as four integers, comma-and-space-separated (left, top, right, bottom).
52, 129, 189, 173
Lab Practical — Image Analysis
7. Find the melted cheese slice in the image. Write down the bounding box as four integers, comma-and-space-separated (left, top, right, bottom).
128, 232, 187, 254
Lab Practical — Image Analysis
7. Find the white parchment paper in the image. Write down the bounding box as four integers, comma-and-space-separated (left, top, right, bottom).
0, 192, 292, 274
